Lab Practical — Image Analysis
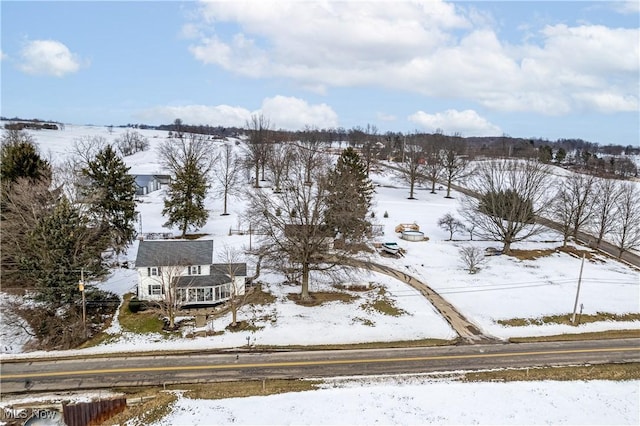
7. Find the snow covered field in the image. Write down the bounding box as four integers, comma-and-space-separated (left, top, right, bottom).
1, 124, 638, 425
1, 123, 638, 357
154, 377, 639, 425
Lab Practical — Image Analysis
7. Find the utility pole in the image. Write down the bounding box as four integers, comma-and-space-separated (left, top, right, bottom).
571, 254, 585, 325
79, 268, 87, 336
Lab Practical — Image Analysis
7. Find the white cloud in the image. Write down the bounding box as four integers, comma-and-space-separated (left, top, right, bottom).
260, 96, 338, 130
0, 50, 7, 61
611, 0, 640, 14
136, 104, 252, 128
18, 40, 82, 77
135, 96, 338, 130
408, 109, 501, 136
187, 1, 639, 115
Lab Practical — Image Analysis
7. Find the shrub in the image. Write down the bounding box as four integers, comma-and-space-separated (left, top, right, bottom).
128, 296, 143, 313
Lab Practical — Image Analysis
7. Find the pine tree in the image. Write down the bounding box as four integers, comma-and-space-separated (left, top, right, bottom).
0, 129, 51, 184
20, 197, 106, 306
325, 147, 375, 240
162, 160, 209, 237
81, 145, 137, 254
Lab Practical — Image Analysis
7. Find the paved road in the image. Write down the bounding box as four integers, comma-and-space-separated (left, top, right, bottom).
1, 339, 638, 393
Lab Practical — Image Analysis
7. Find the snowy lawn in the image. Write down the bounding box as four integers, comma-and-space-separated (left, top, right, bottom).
1, 124, 638, 357
151, 377, 639, 425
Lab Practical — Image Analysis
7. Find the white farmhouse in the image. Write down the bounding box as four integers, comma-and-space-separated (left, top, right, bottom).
135, 240, 246, 306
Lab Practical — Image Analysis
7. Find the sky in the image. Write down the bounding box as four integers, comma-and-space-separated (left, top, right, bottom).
1, 1, 639, 146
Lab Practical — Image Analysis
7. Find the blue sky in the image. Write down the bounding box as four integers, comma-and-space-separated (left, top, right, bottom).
1, 1, 639, 145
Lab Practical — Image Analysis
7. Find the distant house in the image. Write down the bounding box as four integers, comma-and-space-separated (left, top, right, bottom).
133, 174, 171, 196
135, 240, 246, 306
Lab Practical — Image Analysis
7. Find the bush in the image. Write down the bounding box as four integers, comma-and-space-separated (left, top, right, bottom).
128, 296, 143, 313
383, 211, 389, 218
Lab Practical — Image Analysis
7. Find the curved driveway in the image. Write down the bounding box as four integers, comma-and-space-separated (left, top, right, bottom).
346, 258, 496, 344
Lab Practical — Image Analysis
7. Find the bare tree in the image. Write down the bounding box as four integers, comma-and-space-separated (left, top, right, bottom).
440, 136, 470, 198
244, 152, 347, 301
549, 173, 597, 246
72, 135, 108, 166
0, 178, 58, 288
296, 126, 327, 185
266, 142, 294, 193
612, 182, 640, 257
115, 130, 149, 156
591, 178, 621, 245
245, 114, 272, 188
217, 245, 249, 327
568, 173, 596, 238
438, 213, 465, 241
146, 263, 184, 330
213, 143, 243, 216
358, 123, 380, 175
459, 246, 485, 274
396, 136, 424, 200
548, 186, 575, 247
460, 159, 551, 254
423, 135, 444, 193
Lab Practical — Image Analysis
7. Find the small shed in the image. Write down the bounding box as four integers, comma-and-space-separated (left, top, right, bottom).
133, 174, 171, 195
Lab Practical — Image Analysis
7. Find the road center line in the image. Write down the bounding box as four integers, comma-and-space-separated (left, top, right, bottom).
2, 346, 638, 380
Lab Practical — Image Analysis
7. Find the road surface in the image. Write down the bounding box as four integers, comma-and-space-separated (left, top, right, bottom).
1, 338, 638, 394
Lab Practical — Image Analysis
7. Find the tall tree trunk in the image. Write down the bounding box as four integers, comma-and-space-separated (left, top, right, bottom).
301, 262, 310, 300
409, 179, 416, 199
445, 176, 453, 198
502, 239, 512, 255
222, 189, 229, 215
231, 302, 237, 326
254, 163, 260, 188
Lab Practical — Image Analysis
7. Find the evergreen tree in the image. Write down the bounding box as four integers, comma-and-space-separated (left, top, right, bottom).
81, 145, 137, 254
0, 129, 51, 184
20, 197, 106, 306
325, 147, 375, 240
162, 160, 209, 237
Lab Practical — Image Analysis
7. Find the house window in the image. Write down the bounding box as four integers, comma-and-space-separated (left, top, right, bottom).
189, 265, 201, 275
148, 284, 162, 296
221, 283, 231, 299
148, 267, 159, 276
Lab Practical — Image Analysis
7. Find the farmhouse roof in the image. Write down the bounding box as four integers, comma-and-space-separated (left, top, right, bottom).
175, 274, 229, 288
174, 263, 247, 288
135, 240, 213, 267
212, 263, 247, 276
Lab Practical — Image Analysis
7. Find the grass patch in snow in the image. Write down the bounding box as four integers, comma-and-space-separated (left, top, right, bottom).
119, 293, 165, 334
508, 248, 556, 260
509, 329, 640, 343
77, 332, 118, 349
497, 312, 640, 327
462, 362, 640, 382
287, 291, 358, 306
225, 320, 264, 333
246, 284, 277, 305
108, 390, 177, 426
178, 379, 321, 399
360, 287, 407, 316
256, 338, 452, 351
